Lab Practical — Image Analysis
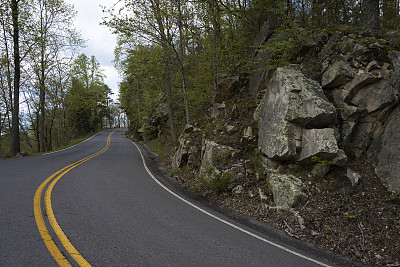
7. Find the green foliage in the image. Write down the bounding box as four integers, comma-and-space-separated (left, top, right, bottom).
198, 170, 234, 193
311, 156, 334, 167
249, 150, 266, 179
169, 165, 192, 176
66, 54, 111, 136
259, 19, 307, 68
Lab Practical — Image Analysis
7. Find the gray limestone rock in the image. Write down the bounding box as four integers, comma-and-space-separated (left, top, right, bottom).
172, 125, 202, 169
258, 65, 336, 161
199, 140, 237, 181
322, 60, 355, 89
243, 126, 254, 140
350, 79, 398, 113
370, 106, 400, 193
333, 149, 348, 167
268, 173, 307, 209
388, 50, 400, 72
298, 128, 339, 164
344, 72, 379, 102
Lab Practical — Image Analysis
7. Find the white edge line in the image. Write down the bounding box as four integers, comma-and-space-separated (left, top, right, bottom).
130, 140, 332, 267
42, 131, 104, 156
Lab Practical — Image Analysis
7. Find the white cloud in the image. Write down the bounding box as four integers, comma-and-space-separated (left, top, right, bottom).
66, 0, 120, 100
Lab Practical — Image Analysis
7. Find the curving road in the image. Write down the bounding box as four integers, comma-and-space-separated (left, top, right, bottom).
0, 129, 357, 266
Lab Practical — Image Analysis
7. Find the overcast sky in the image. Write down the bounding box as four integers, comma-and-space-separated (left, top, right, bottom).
66, 0, 120, 100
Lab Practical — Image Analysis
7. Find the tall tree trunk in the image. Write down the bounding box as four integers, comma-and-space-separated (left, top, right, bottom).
383, 0, 398, 30
209, 0, 221, 89
164, 55, 176, 142
1, 18, 14, 123
137, 83, 141, 124
150, 0, 176, 141
311, 0, 323, 26
10, 0, 20, 156
176, 0, 190, 125
39, 62, 46, 152
361, 0, 380, 35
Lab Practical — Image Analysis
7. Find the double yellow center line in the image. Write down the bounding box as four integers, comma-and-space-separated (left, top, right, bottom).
33, 131, 115, 266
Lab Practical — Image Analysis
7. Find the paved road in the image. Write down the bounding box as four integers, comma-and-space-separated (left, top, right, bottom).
0, 129, 354, 266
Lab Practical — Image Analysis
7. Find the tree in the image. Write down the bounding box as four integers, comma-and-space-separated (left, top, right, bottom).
361, 0, 380, 34
103, 0, 180, 140
9, 0, 21, 156
383, 0, 399, 30
67, 54, 109, 136
30, 0, 81, 152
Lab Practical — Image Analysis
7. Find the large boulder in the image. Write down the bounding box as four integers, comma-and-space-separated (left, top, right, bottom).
389, 50, 400, 72
343, 72, 379, 102
199, 140, 238, 181
253, 17, 278, 48
172, 125, 202, 169
298, 128, 339, 164
351, 105, 396, 156
249, 17, 279, 98
322, 60, 355, 89
369, 106, 400, 193
258, 65, 337, 161
267, 172, 306, 209
350, 79, 398, 113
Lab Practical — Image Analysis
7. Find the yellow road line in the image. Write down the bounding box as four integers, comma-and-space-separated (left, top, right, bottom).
34, 131, 114, 266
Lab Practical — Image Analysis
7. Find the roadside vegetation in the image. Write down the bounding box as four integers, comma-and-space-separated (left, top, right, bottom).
0, 0, 122, 157
118, 0, 400, 265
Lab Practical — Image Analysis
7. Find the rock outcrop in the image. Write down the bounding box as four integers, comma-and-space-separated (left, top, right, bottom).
267, 172, 306, 209
255, 34, 400, 193
369, 106, 400, 194
258, 65, 338, 163
172, 124, 202, 169
169, 32, 400, 208
199, 139, 238, 181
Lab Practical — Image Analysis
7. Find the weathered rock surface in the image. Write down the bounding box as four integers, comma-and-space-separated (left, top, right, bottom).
388, 50, 400, 71
267, 172, 306, 209
258, 65, 337, 162
346, 168, 361, 186
298, 128, 339, 164
172, 125, 202, 169
322, 60, 355, 89
343, 72, 379, 102
350, 79, 398, 113
370, 106, 400, 193
199, 139, 237, 181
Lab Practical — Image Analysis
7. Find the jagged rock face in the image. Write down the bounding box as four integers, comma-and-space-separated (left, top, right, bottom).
199, 139, 237, 181
322, 60, 355, 89
350, 79, 398, 113
172, 125, 202, 169
370, 106, 400, 194
319, 37, 400, 154
267, 172, 306, 209
298, 128, 339, 164
258, 65, 338, 162
214, 74, 244, 103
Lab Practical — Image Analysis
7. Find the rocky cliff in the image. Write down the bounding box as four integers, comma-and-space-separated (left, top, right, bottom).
128, 30, 400, 265
166, 31, 400, 265
173, 31, 400, 199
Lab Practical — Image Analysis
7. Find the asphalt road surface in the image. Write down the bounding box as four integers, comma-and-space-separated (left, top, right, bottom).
0, 129, 358, 266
